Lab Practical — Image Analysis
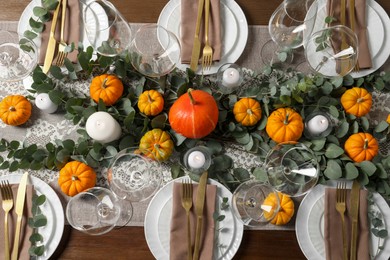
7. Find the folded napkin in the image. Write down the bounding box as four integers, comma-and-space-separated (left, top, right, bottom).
170, 181, 217, 260
0, 184, 34, 260
327, 0, 372, 69
39, 0, 80, 65
324, 187, 369, 260
180, 0, 222, 64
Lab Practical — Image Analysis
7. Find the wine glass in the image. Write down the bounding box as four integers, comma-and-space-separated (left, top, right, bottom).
0, 30, 38, 82
129, 24, 181, 77
232, 180, 280, 226
82, 0, 132, 57
304, 25, 358, 77
261, 0, 318, 65
66, 187, 122, 235
264, 141, 319, 197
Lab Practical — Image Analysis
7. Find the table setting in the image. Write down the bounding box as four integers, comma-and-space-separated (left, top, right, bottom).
1, 0, 390, 259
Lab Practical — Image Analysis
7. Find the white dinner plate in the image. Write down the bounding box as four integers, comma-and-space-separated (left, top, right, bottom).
307, 0, 390, 78
0, 173, 64, 260
157, 0, 248, 75
144, 176, 244, 260
296, 180, 390, 260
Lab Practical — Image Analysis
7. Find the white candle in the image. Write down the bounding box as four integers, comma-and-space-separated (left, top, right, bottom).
35, 93, 58, 113
187, 151, 206, 169
85, 111, 122, 143
222, 68, 241, 88
306, 115, 329, 135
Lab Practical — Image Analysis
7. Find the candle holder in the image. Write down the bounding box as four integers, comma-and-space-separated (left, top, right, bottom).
180, 146, 212, 175
304, 111, 333, 139
216, 63, 244, 94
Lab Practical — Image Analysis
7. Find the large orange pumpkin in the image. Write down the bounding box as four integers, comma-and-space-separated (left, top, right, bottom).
344, 132, 378, 162
341, 87, 372, 117
266, 107, 304, 143
139, 128, 174, 161
89, 74, 124, 106
168, 89, 219, 139
233, 97, 262, 126
58, 161, 97, 197
263, 192, 295, 225
138, 90, 164, 116
0, 95, 32, 126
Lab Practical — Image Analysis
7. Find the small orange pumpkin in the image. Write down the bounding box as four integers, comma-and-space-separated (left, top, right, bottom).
168, 89, 219, 139
263, 192, 295, 225
344, 132, 378, 162
89, 74, 124, 106
139, 128, 174, 161
0, 95, 32, 126
58, 161, 97, 197
341, 87, 372, 117
266, 107, 304, 143
233, 97, 262, 126
138, 90, 164, 116
386, 114, 390, 124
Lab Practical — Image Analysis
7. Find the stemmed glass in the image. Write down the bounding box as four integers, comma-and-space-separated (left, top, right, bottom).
129, 24, 181, 77
261, 0, 318, 65
82, 0, 132, 57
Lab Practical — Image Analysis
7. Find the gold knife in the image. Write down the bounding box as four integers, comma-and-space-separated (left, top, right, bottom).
193, 171, 208, 260
11, 172, 29, 260
350, 180, 360, 260
189, 0, 206, 72
42, 1, 62, 74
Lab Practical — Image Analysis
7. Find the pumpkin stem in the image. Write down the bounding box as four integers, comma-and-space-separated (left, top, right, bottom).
284, 113, 290, 125
147, 93, 153, 103
8, 106, 16, 112
247, 109, 253, 115
71, 175, 79, 181
153, 143, 165, 156
187, 88, 196, 105
357, 97, 365, 103
364, 139, 369, 149
102, 78, 109, 89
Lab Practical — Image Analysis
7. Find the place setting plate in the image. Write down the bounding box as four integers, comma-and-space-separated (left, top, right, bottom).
0, 173, 64, 260
157, 0, 248, 75
144, 176, 244, 260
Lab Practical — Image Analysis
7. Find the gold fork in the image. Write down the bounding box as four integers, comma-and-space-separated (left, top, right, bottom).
56, 0, 68, 67
181, 179, 193, 260
335, 182, 347, 260
201, 0, 213, 70
1, 181, 14, 260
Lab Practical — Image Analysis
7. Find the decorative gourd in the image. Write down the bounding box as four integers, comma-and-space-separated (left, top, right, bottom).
341, 87, 372, 117
263, 192, 295, 226
138, 90, 164, 116
344, 132, 378, 162
58, 161, 97, 197
139, 128, 174, 161
89, 74, 124, 106
266, 107, 304, 143
233, 97, 262, 126
168, 89, 219, 139
0, 95, 32, 126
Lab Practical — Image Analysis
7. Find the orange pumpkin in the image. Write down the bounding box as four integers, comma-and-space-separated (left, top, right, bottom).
344, 132, 378, 162
138, 90, 164, 116
266, 107, 304, 143
341, 87, 372, 117
263, 192, 295, 225
233, 97, 262, 126
0, 95, 32, 126
168, 89, 219, 139
58, 161, 97, 197
139, 128, 174, 161
89, 74, 124, 106
387, 114, 390, 124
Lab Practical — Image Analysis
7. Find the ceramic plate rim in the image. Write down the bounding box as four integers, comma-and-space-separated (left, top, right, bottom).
0, 173, 64, 260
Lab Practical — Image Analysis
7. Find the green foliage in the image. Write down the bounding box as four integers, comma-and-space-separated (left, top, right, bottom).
28, 194, 47, 257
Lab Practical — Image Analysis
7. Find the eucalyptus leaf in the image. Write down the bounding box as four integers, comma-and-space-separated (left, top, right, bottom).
325, 143, 345, 158
324, 160, 342, 179
345, 162, 359, 180
358, 161, 377, 176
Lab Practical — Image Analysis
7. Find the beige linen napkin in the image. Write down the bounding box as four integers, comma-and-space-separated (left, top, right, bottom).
327, 0, 372, 69
0, 184, 34, 260
324, 188, 369, 260
170, 181, 217, 260
180, 0, 222, 64
39, 0, 80, 65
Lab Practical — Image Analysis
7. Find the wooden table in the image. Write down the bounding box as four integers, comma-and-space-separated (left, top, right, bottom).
1, 0, 389, 259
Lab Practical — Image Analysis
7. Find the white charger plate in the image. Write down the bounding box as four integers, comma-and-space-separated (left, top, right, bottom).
296, 180, 390, 260
144, 176, 244, 260
157, 0, 248, 75
0, 173, 64, 260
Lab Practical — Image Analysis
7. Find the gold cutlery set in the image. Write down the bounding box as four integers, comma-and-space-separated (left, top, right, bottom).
340, 0, 359, 73
0, 172, 29, 260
